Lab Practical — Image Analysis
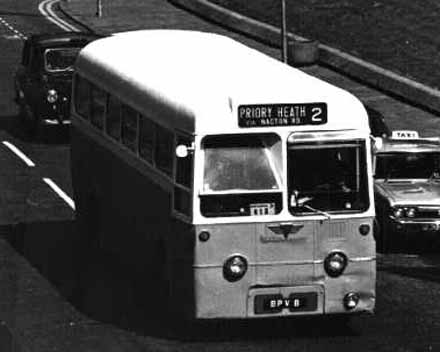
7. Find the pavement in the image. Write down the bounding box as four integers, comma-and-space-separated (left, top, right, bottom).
59, 0, 440, 117
0, 234, 150, 352
58, 0, 280, 58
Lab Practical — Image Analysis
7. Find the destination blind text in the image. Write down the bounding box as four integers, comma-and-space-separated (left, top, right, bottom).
238, 103, 327, 128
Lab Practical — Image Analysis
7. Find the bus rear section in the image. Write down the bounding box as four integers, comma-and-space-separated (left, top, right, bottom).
188, 130, 375, 319
70, 30, 376, 322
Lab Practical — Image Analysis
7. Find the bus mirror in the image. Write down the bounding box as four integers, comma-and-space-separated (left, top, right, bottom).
290, 191, 299, 207
176, 144, 193, 158
372, 136, 383, 151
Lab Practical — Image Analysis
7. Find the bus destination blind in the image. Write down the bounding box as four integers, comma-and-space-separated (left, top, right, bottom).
238, 103, 327, 128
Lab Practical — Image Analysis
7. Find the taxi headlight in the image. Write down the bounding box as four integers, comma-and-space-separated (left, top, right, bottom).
343, 292, 360, 310
223, 255, 247, 282
47, 89, 58, 103
392, 207, 404, 218
406, 208, 416, 218
324, 251, 347, 278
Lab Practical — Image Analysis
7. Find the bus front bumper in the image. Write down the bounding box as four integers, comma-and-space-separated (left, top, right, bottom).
192, 261, 375, 319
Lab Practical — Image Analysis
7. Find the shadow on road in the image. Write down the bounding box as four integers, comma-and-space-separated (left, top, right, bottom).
5, 220, 80, 301
0, 114, 70, 145
2, 220, 365, 341
8, 219, 440, 341
379, 251, 440, 284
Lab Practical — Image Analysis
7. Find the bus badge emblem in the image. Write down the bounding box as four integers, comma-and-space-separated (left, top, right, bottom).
263, 224, 304, 242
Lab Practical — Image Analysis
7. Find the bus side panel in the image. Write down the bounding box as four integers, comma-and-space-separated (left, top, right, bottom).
168, 218, 196, 319
192, 224, 257, 318
71, 125, 184, 316
315, 218, 376, 314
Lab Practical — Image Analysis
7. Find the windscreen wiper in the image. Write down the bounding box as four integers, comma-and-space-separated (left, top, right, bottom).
303, 204, 332, 220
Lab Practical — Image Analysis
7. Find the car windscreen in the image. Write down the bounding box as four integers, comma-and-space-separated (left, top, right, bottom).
44, 47, 81, 72
200, 134, 282, 217
375, 152, 440, 179
288, 140, 369, 214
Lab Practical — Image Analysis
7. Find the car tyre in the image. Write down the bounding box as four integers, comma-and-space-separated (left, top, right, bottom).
380, 222, 392, 253
374, 217, 390, 253
20, 104, 41, 140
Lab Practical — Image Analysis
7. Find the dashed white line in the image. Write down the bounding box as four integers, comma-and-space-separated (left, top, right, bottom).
43, 178, 76, 210
0, 16, 27, 40
39, 0, 80, 32
2, 141, 35, 167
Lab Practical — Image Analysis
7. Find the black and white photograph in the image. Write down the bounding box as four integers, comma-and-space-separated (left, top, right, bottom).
0, 1, 439, 351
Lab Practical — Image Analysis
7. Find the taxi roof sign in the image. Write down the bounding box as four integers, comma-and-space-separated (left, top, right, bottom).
391, 130, 419, 139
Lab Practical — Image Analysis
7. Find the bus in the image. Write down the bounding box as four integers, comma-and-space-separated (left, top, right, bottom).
71, 30, 376, 321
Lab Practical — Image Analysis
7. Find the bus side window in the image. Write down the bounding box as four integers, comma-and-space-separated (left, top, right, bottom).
173, 135, 193, 217
155, 124, 174, 177
74, 75, 91, 119
106, 94, 121, 140
139, 116, 155, 164
90, 84, 106, 130
121, 104, 138, 153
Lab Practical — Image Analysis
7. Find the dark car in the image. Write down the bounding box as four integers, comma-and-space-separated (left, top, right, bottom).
14, 32, 102, 136
365, 105, 391, 138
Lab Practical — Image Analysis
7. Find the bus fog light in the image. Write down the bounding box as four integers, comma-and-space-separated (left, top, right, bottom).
324, 251, 347, 278
223, 255, 247, 282
343, 292, 359, 310
198, 231, 210, 242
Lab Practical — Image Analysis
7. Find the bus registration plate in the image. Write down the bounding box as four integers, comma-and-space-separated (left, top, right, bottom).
238, 103, 327, 128
254, 292, 318, 314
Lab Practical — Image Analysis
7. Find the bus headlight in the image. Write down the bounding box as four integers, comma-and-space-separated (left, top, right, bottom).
47, 89, 58, 103
324, 251, 347, 278
223, 255, 247, 282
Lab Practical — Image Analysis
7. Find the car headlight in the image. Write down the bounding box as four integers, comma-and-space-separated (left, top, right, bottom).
405, 208, 416, 218
47, 89, 58, 103
392, 207, 404, 218
223, 255, 248, 282
343, 292, 360, 310
324, 251, 347, 278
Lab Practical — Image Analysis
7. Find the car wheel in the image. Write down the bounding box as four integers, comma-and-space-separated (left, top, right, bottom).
22, 105, 41, 139
374, 217, 390, 253
380, 221, 393, 254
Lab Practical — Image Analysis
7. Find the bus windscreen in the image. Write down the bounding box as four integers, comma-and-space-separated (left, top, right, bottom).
288, 140, 369, 214
200, 134, 282, 217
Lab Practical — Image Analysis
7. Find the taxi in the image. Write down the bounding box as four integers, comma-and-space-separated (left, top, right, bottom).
373, 130, 440, 252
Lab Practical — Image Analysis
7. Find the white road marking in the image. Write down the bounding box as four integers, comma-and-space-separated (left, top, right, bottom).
0, 16, 27, 40
2, 141, 36, 167
43, 177, 76, 210
2, 34, 22, 40
39, 0, 80, 32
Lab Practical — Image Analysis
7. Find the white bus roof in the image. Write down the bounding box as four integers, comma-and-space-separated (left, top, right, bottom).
76, 30, 369, 135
